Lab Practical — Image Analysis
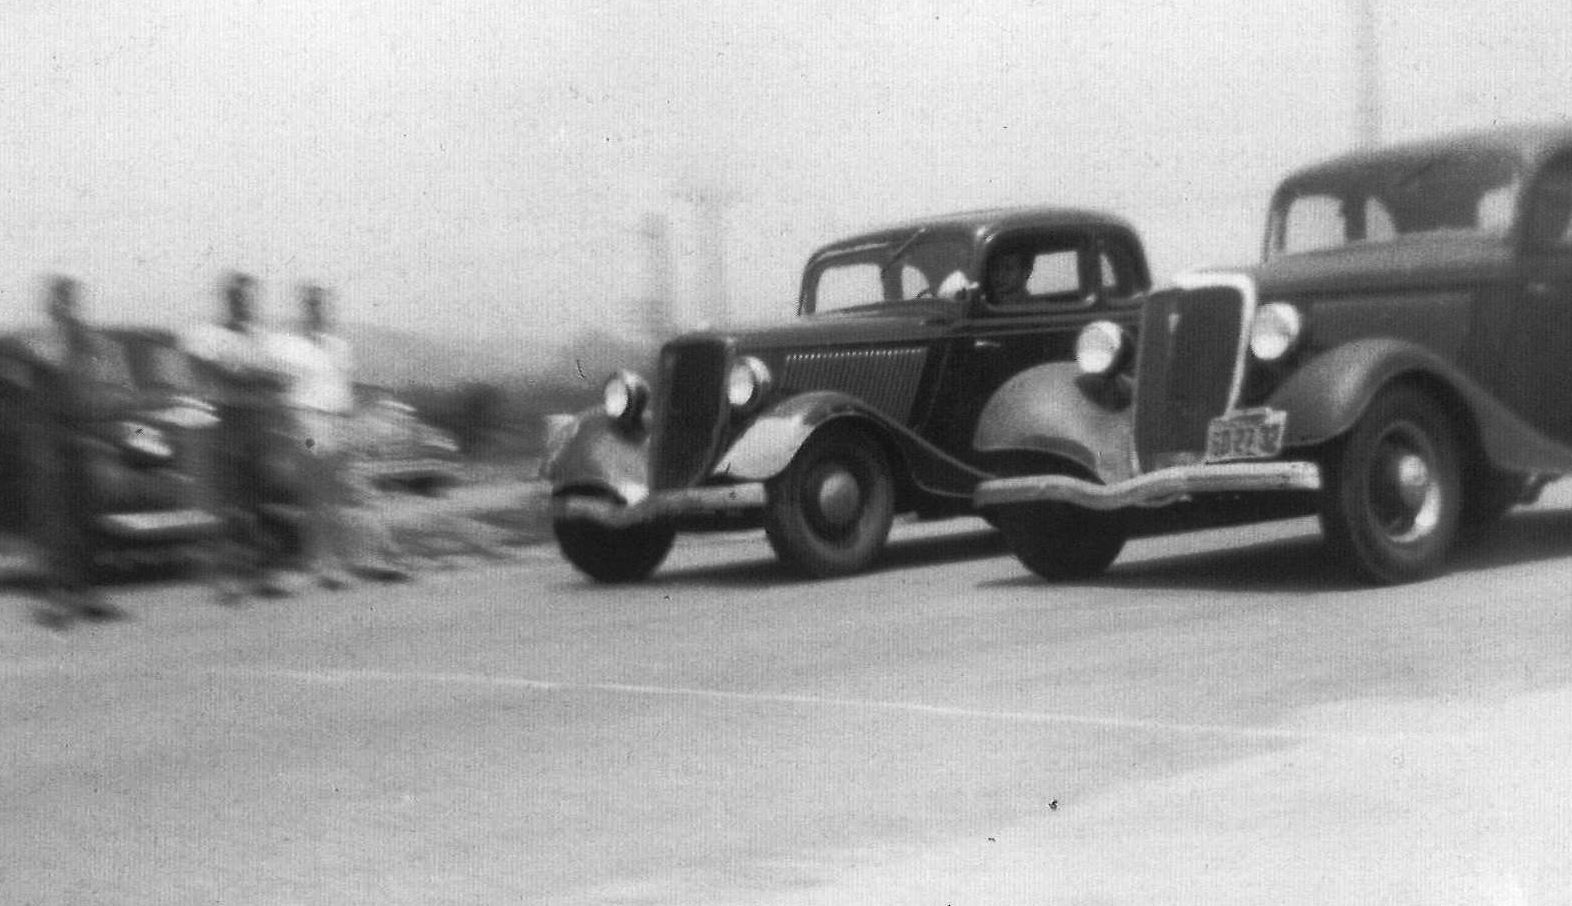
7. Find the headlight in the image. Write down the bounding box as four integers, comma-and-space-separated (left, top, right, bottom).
1250, 302, 1303, 362
726, 356, 772, 411
119, 421, 173, 460
1075, 320, 1131, 376
602, 370, 650, 428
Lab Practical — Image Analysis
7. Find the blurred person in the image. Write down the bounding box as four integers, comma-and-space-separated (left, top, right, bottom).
987, 250, 1034, 306
272, 283, 358, 589
179, 272, 293, 602
27, 277, 126, 627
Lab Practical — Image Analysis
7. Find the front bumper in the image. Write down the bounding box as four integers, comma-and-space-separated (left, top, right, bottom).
975, 461, 1322, 512
96, 508, 224, 540
551, 483, 767, 528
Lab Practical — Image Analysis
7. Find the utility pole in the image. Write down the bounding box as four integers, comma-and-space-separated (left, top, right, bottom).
638, 213, 674, 339
1352, 0, 1381, 147
674, 185, 736, 328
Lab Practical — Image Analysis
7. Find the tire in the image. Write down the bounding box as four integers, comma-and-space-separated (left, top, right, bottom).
763, 425, 896, 578
554, 519, 675, 583
991, 502, 1126, 580
1319, 385, 1462, 584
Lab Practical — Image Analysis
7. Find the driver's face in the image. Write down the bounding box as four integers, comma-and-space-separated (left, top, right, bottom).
989, 253, 1029, 294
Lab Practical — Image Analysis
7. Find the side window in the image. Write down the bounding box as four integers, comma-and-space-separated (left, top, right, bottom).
985, 236, 1089, 308
813, 263, 884, 313
1527, 154, 1572, 247
1024, 249, 1082, 299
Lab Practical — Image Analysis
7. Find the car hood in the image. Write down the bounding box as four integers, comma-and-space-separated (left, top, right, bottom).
1247, 232, 1516, 297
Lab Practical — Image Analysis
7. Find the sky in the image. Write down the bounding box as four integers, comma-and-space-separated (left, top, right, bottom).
3, 0, 1572, 353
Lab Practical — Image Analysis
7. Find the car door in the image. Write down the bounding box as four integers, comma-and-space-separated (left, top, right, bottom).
1505, 150, 1572, 444
919, 229, 1143, 463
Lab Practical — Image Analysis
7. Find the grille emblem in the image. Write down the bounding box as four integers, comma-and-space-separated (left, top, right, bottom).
1167, 310, 1181, 333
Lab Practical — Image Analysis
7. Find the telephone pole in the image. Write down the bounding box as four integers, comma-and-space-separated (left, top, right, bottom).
1352, 0, 1381, 147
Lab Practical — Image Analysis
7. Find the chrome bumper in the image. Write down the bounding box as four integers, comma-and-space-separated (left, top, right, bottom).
97, 508, 225, 539
975, 461, 1322, 512
551, 483, 768, 528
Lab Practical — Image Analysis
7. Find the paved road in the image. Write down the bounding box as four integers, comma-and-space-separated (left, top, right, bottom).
5, 486, 1572, 904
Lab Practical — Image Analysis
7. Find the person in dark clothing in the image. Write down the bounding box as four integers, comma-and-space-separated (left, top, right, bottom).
29, 276, 126, 627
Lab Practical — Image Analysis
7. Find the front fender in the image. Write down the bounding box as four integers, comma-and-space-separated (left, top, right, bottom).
540, 409, 652, 506
1269, 339, 1572, 473
972, 362, 1136, 484
716, 391, 985, 497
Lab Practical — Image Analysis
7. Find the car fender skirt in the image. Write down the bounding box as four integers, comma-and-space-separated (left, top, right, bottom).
972, 363, 1137, 484
715, 390, 986, 497
975, 461, 1322, 512
1270, 339, 1572, 474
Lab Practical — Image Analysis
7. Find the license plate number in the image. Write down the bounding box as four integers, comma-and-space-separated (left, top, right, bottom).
1206, 409, 1287, 462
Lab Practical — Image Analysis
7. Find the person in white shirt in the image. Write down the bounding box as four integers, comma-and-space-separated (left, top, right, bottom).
180, 272, 294, 601
271, 284, 359, 589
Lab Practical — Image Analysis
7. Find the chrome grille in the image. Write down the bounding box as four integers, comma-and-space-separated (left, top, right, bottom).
1133, 286, 1247, 470
780, 347, 928, 422
650, 338, 730, 490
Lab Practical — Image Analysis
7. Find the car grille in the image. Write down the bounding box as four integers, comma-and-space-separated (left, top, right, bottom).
650, 337, 731, 490
1132, 286, 1247, 471
780, 347, 927, 422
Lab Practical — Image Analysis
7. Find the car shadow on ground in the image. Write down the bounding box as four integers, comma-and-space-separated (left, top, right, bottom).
981, 505, 1572, 594
652, 525, 1011, 588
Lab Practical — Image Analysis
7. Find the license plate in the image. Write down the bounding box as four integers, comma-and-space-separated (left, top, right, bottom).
1205, 409, 1287, 462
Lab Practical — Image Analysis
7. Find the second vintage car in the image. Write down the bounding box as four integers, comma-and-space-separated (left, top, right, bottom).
544, 207, 1151, 581
973, 124, 1572, 585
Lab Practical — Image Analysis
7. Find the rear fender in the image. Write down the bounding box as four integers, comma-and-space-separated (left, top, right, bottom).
539, 409, 652, 506
1269, 339, 1572, 473
972, 362, 1137, 484
716, 391, 986, 497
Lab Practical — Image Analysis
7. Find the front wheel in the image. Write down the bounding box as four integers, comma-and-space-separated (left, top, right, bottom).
555, 519, 676, 583
1319, 385, 1462, 584
764, 425, 895, 578
990, 503, 1127, 580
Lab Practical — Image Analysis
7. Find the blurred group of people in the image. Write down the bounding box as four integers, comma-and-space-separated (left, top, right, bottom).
30, 272, 409, 629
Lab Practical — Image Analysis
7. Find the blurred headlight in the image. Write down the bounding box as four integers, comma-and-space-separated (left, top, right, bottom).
602, 370, 650, 428
1075, 320, 1131, 376
119, 421, 173, 460
726, 356, 772, 411
1250, 302, 1303, 362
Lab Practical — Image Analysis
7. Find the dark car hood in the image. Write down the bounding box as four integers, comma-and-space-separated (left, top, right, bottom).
1248, 232, 1516, 297
671, 300, 959, 354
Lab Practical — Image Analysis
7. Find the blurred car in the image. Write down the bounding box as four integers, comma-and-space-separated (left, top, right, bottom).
0, 327, 222, 571
543, 206, 1152, 581
349, 395, 462, 495
974, 123, 1572, 584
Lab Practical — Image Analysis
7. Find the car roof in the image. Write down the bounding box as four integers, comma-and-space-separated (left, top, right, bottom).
809, 206, 1140, 258
1280, 121, 1572, 188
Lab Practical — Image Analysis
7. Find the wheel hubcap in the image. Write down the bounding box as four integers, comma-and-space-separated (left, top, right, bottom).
815, 467, 863, 529
1369, 428, 1441, 543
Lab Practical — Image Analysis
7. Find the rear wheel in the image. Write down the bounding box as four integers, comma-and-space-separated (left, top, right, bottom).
764, 425, 895, 578
1319, 385, 1461, 584
554, 518, 675, 583
991, 502, 1126, 580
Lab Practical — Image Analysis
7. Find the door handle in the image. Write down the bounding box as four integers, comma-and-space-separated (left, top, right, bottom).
972, 339, 1002, 351
1528, 282, 1553, 297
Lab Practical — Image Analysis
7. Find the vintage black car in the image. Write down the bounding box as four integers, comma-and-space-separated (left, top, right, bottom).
0, 327, 222, 571
544, 207, 1151, 581
974, 124, 1572, 584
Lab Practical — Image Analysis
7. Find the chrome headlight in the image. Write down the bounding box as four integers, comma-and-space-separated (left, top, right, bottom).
726, 356, 772, 412
1250, 302, 1304, 362
119, 421, 173, 460
602, 370, 650, 429
1075, 320, 1132, 376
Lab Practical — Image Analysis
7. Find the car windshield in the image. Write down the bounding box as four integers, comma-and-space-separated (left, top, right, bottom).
1266, 148, 1521, 259
804, 233, 973, 313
